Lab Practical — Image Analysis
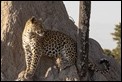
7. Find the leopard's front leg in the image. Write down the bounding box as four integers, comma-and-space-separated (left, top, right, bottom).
24, 39, 42, 79
23, 45, 32, 73
16, 44, 33, 81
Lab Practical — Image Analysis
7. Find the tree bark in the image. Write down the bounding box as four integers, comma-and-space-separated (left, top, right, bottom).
77, 1, 91, 80
1, 1, 121, 81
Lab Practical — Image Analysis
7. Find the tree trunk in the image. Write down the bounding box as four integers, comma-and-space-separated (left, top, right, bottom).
1, 1, 121, 81
76, 1, 91, 80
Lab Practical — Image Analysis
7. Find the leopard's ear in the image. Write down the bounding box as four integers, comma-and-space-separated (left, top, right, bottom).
30, 16, 36, 23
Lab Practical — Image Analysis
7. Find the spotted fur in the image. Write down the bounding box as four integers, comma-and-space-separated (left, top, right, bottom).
16, 17, 110, 81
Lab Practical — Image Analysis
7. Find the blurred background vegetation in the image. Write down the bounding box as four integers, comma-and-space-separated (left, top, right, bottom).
104, 22, 121, 64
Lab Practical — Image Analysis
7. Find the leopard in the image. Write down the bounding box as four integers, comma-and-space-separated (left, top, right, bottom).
16, 16, 77, 81
16, 16, 110, 81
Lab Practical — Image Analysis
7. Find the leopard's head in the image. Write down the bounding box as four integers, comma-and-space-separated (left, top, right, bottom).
25, 16, 45, 37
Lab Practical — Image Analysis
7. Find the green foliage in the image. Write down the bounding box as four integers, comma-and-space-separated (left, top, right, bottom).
112, 47, 121, 63
111, 23, 121, 47
104, 23, 121, 63
111, 23, 121, 63
103, 49, 114, 57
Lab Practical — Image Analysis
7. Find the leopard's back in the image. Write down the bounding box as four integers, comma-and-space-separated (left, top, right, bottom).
42, 30, 77, 62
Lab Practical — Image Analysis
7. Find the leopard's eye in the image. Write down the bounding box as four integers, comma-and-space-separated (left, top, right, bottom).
36, 30, 40, 34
